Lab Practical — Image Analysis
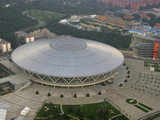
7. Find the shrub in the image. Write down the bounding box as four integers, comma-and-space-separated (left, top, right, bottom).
35, 91, 39, 95
60, 94, 64, 98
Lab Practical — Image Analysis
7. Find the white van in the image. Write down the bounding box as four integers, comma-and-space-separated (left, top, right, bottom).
20, 107, 31, 116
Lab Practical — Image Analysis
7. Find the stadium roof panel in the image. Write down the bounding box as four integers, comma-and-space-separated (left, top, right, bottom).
11, 37, 124, 77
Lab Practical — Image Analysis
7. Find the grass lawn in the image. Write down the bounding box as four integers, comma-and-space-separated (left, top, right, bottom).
34, 101, 128, 120
25, 9, 65, 23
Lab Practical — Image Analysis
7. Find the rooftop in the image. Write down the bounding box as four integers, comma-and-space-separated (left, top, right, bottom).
11, 37, 124, 77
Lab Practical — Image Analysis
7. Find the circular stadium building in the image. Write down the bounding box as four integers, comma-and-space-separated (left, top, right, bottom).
11, 37, 124, 87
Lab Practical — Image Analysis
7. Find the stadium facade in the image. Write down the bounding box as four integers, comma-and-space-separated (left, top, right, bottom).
11, 37, 124, 87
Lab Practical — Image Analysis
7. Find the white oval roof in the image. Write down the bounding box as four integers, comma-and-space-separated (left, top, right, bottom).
11, 37, 124, 77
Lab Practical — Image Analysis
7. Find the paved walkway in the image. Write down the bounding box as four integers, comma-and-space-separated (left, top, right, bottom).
1, 58, 160, 120
1, 82, 160, 120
